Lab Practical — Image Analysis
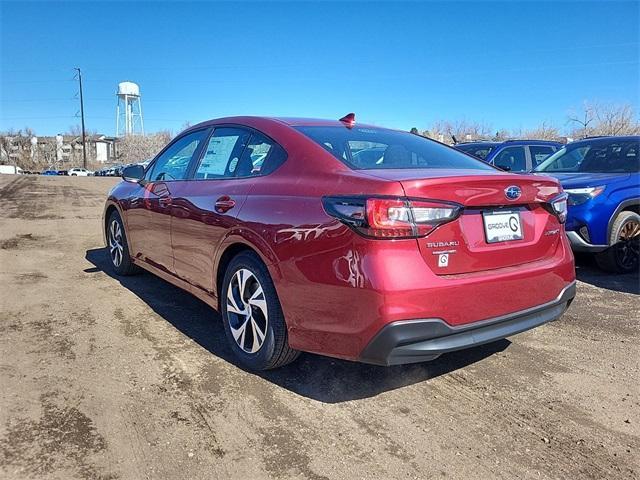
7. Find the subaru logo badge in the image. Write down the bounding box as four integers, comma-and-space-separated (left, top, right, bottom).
505, 186, 521, 200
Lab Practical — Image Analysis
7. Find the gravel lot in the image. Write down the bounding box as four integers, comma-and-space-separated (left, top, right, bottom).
0, 175, 638, 480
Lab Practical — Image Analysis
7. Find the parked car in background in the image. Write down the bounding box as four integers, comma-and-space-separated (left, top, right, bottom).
105, 166, 123, 176
42, 170, 58, 176
103, 115, 575, 371
536, 135, 639, 273
455, 140, 562, 172
139, 159, 153, 169
57, 170, 68, 176
0, 165, 23, 175
68, 167, 93, 176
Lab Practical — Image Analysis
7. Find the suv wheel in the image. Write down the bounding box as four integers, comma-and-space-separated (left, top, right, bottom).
107, 211, 141, 276
596, 211, 640, 273
221, 251, 300, 370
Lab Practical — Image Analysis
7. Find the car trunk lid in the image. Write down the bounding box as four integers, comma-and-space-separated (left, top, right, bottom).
363, 169, 564, 274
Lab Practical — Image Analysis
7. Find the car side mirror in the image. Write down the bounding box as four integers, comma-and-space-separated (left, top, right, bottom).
122, 165, 145, 183
494, 162, 511, 172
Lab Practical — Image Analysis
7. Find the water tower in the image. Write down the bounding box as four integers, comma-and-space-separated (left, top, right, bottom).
116, 81, 144, 136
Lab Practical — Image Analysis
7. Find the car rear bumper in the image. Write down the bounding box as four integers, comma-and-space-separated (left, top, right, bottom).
566, 231, 608, 252
358, 281, 576, 366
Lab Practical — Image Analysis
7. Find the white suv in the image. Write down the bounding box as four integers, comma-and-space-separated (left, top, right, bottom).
68, 168, 92, 176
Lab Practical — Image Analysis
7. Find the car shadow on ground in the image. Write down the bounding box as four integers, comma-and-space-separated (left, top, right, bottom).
574, 253, 639, 295
85, 247, 509, 403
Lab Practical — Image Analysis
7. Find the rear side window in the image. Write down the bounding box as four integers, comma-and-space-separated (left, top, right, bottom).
195, 128, 252, 179
529, 145, 556, 167
237, 132, 287, 177
295, 126, 494, 171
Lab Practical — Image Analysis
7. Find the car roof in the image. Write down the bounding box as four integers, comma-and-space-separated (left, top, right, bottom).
500, 139, 562, 145
187, 115, 390, 132
457, 139, 561, 147
568, 135, 640, 146
456, 142, 499, 147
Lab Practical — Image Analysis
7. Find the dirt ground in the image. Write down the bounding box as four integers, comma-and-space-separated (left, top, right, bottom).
0, 175, 638, 480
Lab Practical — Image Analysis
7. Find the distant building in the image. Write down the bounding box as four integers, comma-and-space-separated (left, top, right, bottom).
0, 133, 117, 168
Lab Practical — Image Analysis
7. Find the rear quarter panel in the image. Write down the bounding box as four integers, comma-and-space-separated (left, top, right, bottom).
232, 164, 406, 358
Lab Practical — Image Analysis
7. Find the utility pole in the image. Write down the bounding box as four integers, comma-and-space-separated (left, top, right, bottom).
75, 67, 87, 169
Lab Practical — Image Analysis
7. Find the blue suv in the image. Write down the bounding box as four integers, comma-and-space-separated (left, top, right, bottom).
536, 136, 640, 273
454, 139, 562, 172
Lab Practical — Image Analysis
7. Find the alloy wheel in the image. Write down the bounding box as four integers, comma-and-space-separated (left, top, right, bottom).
108, 219, 124, 268
615, 219, 640, 270
226, 268, 268, 354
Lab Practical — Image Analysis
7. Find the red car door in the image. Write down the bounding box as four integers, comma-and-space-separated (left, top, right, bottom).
171, 127, 287, 294
131, 129, 208, 274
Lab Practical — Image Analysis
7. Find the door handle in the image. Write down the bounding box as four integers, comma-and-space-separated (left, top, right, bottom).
215, 195, 236, 213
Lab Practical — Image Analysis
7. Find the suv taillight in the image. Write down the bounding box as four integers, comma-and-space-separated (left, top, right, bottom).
322, 196, 461, 239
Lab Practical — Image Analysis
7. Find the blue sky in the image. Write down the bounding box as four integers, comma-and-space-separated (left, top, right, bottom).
1, 1, 638, 136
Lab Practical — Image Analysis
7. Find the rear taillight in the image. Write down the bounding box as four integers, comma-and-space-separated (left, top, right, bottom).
544, 193, 568, 224
322, 196, 461, 239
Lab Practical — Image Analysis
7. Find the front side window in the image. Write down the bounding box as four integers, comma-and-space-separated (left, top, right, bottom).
195, 128, 286, 179
295, 126, 493, 171
529, 145, 556, 166
147, 130, 207, 181
493, 146, 527, 172
536, 139, 640, 173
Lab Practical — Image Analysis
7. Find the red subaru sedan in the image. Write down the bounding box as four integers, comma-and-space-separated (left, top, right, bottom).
103, 115, 576, 370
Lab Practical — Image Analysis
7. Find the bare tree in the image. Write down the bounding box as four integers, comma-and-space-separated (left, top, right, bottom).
0, 130, 35, 169
521, 121, 561, 140
567, 102, 595, 138
567, 101, 640, 138
66, 125, 98, 138
425, 119, 493, 143
591, 102, 640, 136
116, 132, 172, 164
0, 135, 12, 164
66, 125, 82, 137
493, 129, 511, 141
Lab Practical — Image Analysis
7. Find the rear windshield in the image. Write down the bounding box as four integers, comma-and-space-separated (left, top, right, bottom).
295, 126, 494, 171
536, 139, 639, 173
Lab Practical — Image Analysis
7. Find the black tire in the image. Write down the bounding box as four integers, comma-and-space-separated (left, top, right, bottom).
595, 211, 640, 273
221, 251, 300, 370
107, 211, 141, 276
